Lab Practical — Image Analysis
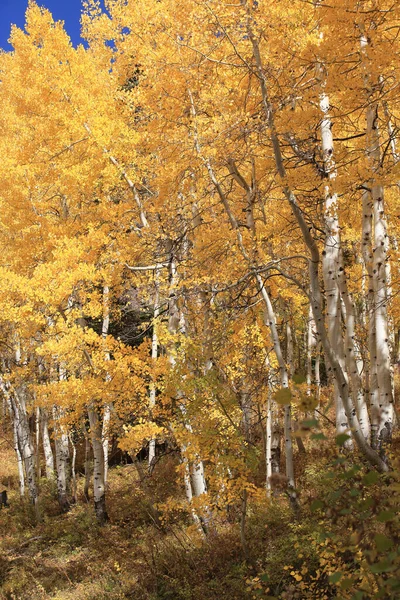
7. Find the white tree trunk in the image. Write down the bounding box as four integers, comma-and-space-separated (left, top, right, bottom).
246, 25, 388, 471
35, 406, 41, 480
361, 33, 394, 450
101, 285, 112, 485
257, 275, 297, 508
167, 253, 211, 527
320, 92, 351, 445
53, 405, 70, 512
84, 426, 91, 502
41, 409, 54, 479
1, 375, 25, 496
338, 268, 371, 440
11, 400, 25, 496
69, 434, 77, 503
306, 304, 315, 395
88, 407, 108, 524
11, 393, 38, 507
189, 91, 296, 503
361, 188, 380, 446
148, 272, 160, 470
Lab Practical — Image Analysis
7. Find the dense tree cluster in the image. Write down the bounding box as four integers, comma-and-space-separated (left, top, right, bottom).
0, 0, 399, 549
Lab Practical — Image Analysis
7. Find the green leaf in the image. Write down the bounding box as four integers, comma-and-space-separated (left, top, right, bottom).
311, 432, 327, 440
301, 418, 319, 428
377, 510, 396, 523
370, 560, 397, 573
330, 489, 343, 502
274, 388, 292, 405
292, 373, 306, 384
310, 499, 324, 512
340, 578, 355, 590
362, 471, 379, 486
360, 497, 374, 511
335, 433, 351, 446
329, 572, 343, 584
351, 592, 365, 600
374, 534, 393, 552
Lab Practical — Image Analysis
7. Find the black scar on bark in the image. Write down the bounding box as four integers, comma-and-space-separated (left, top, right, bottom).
0, 490, 9, 509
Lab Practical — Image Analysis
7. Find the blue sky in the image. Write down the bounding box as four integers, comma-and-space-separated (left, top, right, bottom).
0, 0, 87, 51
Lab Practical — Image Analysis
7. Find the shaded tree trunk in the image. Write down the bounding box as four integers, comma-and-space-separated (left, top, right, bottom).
88, 407, 108, 524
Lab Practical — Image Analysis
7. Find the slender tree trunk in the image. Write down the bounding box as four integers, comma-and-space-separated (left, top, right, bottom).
247, 22, 388, 472
41, 409, 54, 479
9, 398, 25, 496
69, 434, 77, 504
258, 277, 298, 508
12, 342, 39, 507
361, 32, 394, 451
287, 320, 306, 454
167, 252, 212, 529
53, 405, 70, 512
189, 89, 297, 504
84, 427, 92, 502
1, 374, 25, 496
315, 343, 321, 405
11, 393, 38, 508
101, 285, 112, 486
338, 268, 371, 440
35, 406, 41, 481
319, 92, 351, 445
148, 272, 160, 471
306, 304, 315, 395
266, 387, 282, 491
88, 407, 108, 524
361, 188, 380, 447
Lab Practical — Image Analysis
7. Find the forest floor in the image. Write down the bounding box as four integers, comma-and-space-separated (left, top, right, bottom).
0, 430, 399, 600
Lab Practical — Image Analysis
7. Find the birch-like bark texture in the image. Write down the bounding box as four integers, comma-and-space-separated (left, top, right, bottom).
83, 427, 91, 502
338, 268, 371, 440
306, 304, 315, 395
53, 405, 70, 512
0, 373, 25, 496
189, 89, 297, 504
12, 341, 39, 506
286, 319, 306, 455
101, 285, 111, 485
11, 392, 38, 507
361, 32, 394, 449
266, 381, 281, 492
69, 434, 77, 504
361, 188, 380, 447
258, 276, 297, 508
41, 409, 54, 480
148, 271, 160, 470
320, 92, 351, 444
247, 19, 388, 472
9, 397, 25, 497
167, 252, 211, 530
75, 311, 109, 521
88, 407, 108, 524
35, 406, 41, 480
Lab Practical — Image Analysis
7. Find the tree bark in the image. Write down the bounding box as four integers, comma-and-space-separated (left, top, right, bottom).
88, 407, 108, 524
361, 31, 394, 451
148, 272, 160, 471
247, 21, 388, 472
53, 405, 70, 512
41, 409, 54, 479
